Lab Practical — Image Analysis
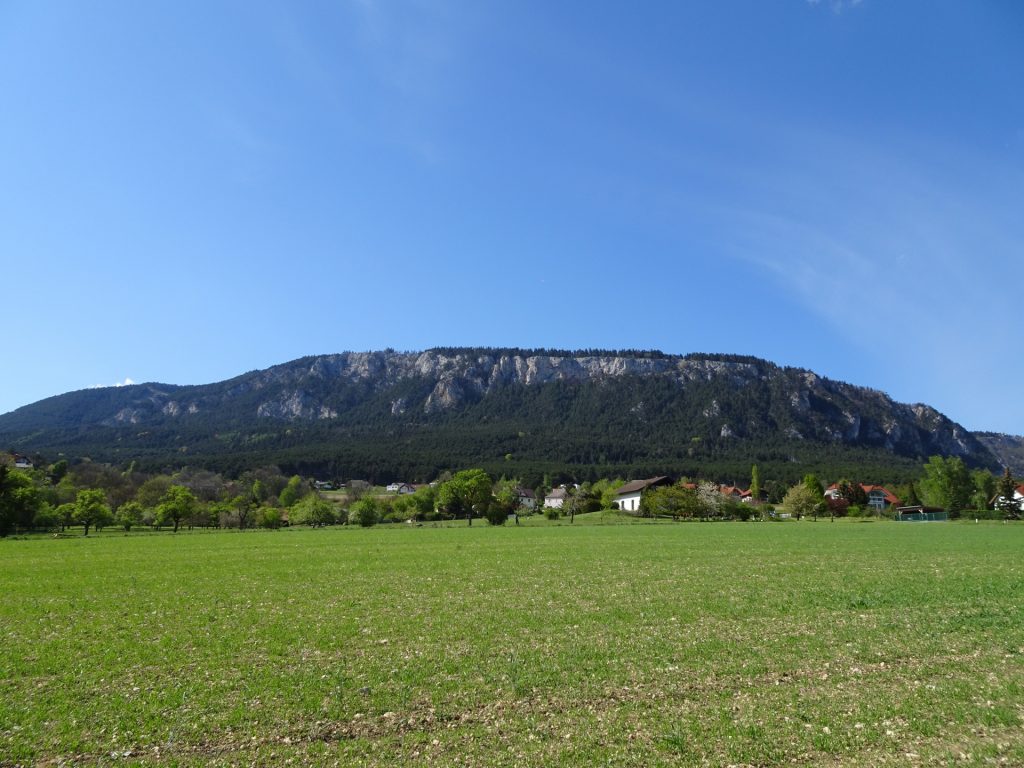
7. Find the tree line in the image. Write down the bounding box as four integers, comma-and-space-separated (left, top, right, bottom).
1, 452, 1018, 538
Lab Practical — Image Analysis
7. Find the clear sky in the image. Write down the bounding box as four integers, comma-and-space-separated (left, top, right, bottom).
2, 1, 1022, 434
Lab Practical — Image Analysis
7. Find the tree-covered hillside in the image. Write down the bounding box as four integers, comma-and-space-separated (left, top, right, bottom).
0, 349, 998, 485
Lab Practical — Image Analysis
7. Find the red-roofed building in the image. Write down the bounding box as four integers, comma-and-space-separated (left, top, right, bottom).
863, 485, 901, 512
824, 483, 900, 512
719, 485, 753, 502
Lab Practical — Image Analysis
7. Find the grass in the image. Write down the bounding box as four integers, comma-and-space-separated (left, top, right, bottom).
1, 520, 1023, 766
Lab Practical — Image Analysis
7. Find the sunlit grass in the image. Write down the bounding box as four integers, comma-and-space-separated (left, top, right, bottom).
2, 521, 1022, 766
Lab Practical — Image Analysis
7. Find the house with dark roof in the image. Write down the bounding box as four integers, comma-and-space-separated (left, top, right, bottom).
613, 477, 670, 513
543, 487, 567, 509
516, 487, 537, 510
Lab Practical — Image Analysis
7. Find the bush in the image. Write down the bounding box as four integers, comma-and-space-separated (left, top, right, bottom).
484, 504, 508, 526
826, 498, 849, 518
289, 496, 336, 527
730, 503, 756, 521
348, 498, 379, 527
33, 505, 61, 532
544, 506, 561, 520
257, 507, 283, 529
380, 507, 412, 524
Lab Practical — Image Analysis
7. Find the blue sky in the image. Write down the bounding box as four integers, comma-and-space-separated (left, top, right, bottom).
2, 1, 1022, 434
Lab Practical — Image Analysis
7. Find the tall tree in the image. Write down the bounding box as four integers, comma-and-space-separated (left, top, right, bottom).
919, 456, 973, 514
278, 475, 306, 508
802, 474, 824, 498
750, 465, 761, 503
0, 466, 42, 537
972, 469, 997, 512
995, 468, 1019, 517
903, 481, 921, 507
801, 474, 826, 520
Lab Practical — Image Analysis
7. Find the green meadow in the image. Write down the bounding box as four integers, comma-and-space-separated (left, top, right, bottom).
2, 519, 1022, 767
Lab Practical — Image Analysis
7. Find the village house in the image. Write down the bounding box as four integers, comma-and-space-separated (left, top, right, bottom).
516, 487, 537, 510
718, 485, 753, 502
386, 482, 416, 495
613, 477, 670, 512
991, 483, 1024, 513
824, 483, 900, 513
543, 487, 567, 509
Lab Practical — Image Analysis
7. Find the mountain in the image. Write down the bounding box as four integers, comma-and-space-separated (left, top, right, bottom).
974, 432, 1024, 476
0, 348, 1001, 485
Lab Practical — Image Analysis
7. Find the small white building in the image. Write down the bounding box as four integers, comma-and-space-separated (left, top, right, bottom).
517, 488, 537, 510
613, 477, 670, 512
386, 482, 416, 494
543, 487, 567, 509
993, 484, 1024, 512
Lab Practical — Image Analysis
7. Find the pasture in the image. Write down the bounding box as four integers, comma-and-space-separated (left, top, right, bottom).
2, 519, 1022, 766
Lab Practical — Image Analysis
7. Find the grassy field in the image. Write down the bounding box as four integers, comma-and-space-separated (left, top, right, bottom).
2, 519, 1022, 767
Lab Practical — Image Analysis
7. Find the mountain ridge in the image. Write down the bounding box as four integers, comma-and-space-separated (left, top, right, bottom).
0, 348, 1003, 483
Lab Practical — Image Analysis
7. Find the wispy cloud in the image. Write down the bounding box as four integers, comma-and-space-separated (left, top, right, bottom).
713, 120, 1023, 427
806, 0, 864, 13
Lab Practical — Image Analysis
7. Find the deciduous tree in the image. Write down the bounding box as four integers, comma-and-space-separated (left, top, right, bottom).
696, 481, 723, 520
116, 501, 144, 532
278, 475, 307, 508
0, 466, 44, 536
436, 469, 493, 526
919, 456, 973, 514
782, 484, 818, 520
157, 485, 197, 533
290, 494, 336, 526
73, 488, 112, 536
348, 496, 379, 527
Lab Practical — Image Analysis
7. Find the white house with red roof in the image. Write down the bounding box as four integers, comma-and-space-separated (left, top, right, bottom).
824, 483, 901, 512
719, 485, 753, 502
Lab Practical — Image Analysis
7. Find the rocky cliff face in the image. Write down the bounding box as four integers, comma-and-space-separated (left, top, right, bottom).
0, 348, 1001, 471
975, 432, 1024, 475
